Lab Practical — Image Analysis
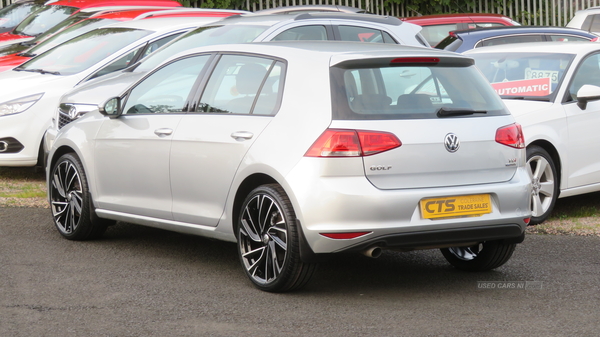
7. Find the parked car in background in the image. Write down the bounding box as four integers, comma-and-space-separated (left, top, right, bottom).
0, 0, 182, 47
0, 8, 247, 72
436, 26, 599, 53
403, 13, 520, 46
47, 11, 429, 147
0, 16, 227, 167
46, 41, 531, 292
466, 42, 600, 224
0, 0, 48, 34
254, 4, 368, 14
566, 6, 600, 34
0, 4, 204, 56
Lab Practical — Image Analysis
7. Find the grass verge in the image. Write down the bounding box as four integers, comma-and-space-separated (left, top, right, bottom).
1, 167, 599, 236
0, 167, 48, 208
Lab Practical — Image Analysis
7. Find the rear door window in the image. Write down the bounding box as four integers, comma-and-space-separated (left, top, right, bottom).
196, 54, 284, 115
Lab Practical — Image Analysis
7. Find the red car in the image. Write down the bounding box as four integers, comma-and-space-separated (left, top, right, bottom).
402, 13, 520, 46
0, 8, 246, 72
0, 0, 183, 46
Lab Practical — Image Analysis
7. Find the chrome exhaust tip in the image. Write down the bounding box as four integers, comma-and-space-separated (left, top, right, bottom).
361, 246, 382, 258
0, 141, 8, 153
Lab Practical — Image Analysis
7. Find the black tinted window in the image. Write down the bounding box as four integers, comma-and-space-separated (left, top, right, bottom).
331, 59, 507, 120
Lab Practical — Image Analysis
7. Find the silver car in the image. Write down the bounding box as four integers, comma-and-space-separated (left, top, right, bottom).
47, 41, 531, 292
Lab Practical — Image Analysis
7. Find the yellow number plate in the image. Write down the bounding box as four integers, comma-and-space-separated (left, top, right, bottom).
420, 194, 492, 219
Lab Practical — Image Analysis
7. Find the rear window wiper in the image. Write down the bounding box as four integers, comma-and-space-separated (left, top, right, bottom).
502, 96, 550, 101
14, 68, 60, 75
436, 107, 487, 117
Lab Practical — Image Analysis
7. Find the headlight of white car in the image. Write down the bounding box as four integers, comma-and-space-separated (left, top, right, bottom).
0, 93, 44, 116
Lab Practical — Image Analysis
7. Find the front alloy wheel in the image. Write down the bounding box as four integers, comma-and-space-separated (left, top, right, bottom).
49, 153, 109, 240
237, 184, 315, 292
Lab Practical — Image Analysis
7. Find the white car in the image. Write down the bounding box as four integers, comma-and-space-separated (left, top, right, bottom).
466, 42, 600, 224
47, 41, 531, 292
0, 16, 227, 167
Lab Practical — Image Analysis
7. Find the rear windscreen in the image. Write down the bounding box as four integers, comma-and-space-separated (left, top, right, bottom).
331, 58, 508, 120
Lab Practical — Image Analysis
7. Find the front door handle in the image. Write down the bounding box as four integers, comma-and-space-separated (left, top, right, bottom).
231, 131, 254, 141
154, 128, 173, 137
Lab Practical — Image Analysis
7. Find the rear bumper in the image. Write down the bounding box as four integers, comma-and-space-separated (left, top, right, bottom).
330, 223, 524, 253
285, 157, 531, 254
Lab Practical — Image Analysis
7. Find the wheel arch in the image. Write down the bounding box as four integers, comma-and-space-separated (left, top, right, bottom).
231, 173, 279, 232
527, 139, 562, 190
47, 144, 97, 203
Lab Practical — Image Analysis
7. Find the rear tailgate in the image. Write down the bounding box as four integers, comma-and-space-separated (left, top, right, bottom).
331, 117, 520, 190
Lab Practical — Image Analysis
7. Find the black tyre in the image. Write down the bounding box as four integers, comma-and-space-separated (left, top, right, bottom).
237, 184, 316, 292
441, 240, 516, 271
527, 145, 559, 225
49, 153, 112, 240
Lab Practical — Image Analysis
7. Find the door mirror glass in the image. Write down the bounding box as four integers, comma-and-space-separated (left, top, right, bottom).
99, 97, 121, 117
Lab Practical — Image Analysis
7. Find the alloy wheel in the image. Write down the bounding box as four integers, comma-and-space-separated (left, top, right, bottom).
527, 154, 556, 218
238, 193, 288, 285
50, 159, 83, 235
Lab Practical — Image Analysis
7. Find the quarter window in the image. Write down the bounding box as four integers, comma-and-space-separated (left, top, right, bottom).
272, 25, 327, 40
122, 55, 211, 115
338, 25, 389, 43
196, 55, 284, 115
548, 35, 591, 42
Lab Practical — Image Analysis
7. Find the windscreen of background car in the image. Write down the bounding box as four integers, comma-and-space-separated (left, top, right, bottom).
470, 52, 575, 101
21, 18, 120, 57
0, 1, 45, 32
135, 25, 269, 72
12, 5, 78, 37
331, 58, 508, 120
17, 28, 152, 75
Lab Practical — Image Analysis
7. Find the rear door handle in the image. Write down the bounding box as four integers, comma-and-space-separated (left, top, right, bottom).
154, 128, 173, 137
231, 131, 254, 141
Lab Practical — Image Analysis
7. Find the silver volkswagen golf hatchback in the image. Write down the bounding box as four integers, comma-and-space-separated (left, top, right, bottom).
47, 41, 531, 292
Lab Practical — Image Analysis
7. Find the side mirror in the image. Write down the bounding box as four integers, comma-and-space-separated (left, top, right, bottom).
98, 97, 121, 118
576, 84, 600, 110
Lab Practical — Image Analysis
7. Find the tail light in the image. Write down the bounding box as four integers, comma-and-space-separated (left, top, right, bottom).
591, 37, 599, 42
496, 123, 525, 149
305, 129, 401, 157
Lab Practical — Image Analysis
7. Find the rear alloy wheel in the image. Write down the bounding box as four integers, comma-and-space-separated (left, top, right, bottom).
237, 184, 316, 292
527, 145, 559, 225
441, 240, 516, 271
49, 153, 111, 240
